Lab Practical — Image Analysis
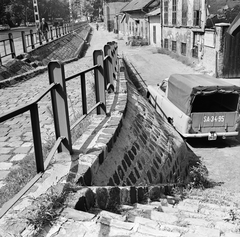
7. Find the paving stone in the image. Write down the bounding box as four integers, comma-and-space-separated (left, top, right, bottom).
98, 210, 126, 221
62, 208, 95, 221
184, 218, 213, 228
136, 224, 181, 237
10, 154, 27, 162
224, 233, 240, 237
0, 162, 12, 170
0, 155, 11, 162
0, 148, 13, 154
129, 216, 159, 229
97, 216, 134, 230
0, 137, 9, 142
21, 142, 32, 147
13, 146, 31, 154
176, 202, 199, 213
0, 181, 6, 189
149, 210, 179, 225
215, 221, 239, 232
0, 170, 10, 180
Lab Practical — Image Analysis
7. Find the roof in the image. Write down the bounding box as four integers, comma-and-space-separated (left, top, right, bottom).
167, 74, 240, 115
146, 8, 160, 16
121, 0, 155, 12
207, 0, 240, 15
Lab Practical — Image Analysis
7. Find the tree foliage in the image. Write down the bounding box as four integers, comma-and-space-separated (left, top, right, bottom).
82, 0, 103, 17
0, 0, 70, 25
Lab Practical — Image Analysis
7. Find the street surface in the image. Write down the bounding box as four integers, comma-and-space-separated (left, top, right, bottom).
0, 23, 240, 196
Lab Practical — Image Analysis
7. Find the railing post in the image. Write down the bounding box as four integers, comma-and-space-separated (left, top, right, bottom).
30, 30, 35, 49
30, 104, 44, 173
48, 61, 73, 154
38, 31, 42, 45
50, 26, 53, 40
114, 41, 119, 77
93, 50, 106, 115
81, 73, 87, 115
55, 27, 58, 38
108, 42, 116, 79
8, 33, 16, 58
104, 44, 114, 89
112, 41, 117, 75
21, 31, 27, 53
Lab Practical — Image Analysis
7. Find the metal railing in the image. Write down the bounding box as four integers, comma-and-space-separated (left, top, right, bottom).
0, 41, 118, 218
0, 22, 88, 65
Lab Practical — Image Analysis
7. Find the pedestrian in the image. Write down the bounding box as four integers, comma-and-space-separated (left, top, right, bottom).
96, 22, 99, 31
39, 18, 49, 42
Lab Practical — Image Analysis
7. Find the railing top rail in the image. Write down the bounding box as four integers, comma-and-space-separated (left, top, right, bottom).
65, 64, 99, 82
0, 83, 57, 123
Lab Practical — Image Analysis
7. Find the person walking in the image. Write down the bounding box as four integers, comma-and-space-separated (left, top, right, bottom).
96, 22, 99, 31
39, 18, 49, 42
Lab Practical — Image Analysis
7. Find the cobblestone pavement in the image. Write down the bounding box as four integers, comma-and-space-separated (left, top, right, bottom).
0, 23, 117, 189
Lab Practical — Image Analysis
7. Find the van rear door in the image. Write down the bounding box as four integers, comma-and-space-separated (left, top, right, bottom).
191, 112, 238, 133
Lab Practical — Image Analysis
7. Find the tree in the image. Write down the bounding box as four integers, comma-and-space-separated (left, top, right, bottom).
82, 1, 94, 17
0, 0, 10, 24
8, 0, 34, 26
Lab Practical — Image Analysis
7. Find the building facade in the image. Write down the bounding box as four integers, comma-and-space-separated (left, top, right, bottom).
120, 0, 160, 42
103, 0, 130, 32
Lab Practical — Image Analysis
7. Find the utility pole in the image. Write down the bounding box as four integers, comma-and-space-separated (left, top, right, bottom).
32, 0, 40, 27
69, 0, 73, 22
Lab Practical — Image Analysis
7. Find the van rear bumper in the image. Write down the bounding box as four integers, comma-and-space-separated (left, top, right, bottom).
182, 131, 239, 138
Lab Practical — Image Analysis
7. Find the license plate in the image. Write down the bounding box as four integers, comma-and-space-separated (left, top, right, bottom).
203, 115, 225, 123
208, 132, 217, 140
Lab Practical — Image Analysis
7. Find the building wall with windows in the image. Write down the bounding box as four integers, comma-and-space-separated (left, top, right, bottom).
119, 12, 149, 40
162, 0, 206, 60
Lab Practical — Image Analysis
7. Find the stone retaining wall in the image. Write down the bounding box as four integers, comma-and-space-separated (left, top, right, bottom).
0, 25, 91, 88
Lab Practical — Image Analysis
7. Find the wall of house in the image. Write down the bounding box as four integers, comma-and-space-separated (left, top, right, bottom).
162, 0, 214, 68
103, 1, 129, 31
120, 12, 149, 40
149, 15, 161, 47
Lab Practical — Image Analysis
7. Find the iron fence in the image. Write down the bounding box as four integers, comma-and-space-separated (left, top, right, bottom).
0, 22, 88, 65
0, 41, 118, 218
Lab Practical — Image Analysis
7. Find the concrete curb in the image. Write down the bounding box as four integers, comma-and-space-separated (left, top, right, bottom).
0, 27, 92, 89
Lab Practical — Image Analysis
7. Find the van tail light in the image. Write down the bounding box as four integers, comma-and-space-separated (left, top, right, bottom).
235, 116, 240, 131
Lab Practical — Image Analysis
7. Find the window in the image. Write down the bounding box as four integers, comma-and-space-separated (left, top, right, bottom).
182, 0, 188, 26
164, 0, 168, 25
172, 41, 177, 52
193, 0, 201, 26
181, 43, 186, 55
172, 0, 177, 25
193, 10, 200, 26
153, 26, 156, 44
164, 39, 168, 49
192, 45, 198, 58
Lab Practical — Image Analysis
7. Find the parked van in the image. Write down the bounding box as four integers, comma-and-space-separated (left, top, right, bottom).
147, 74, 240, 140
